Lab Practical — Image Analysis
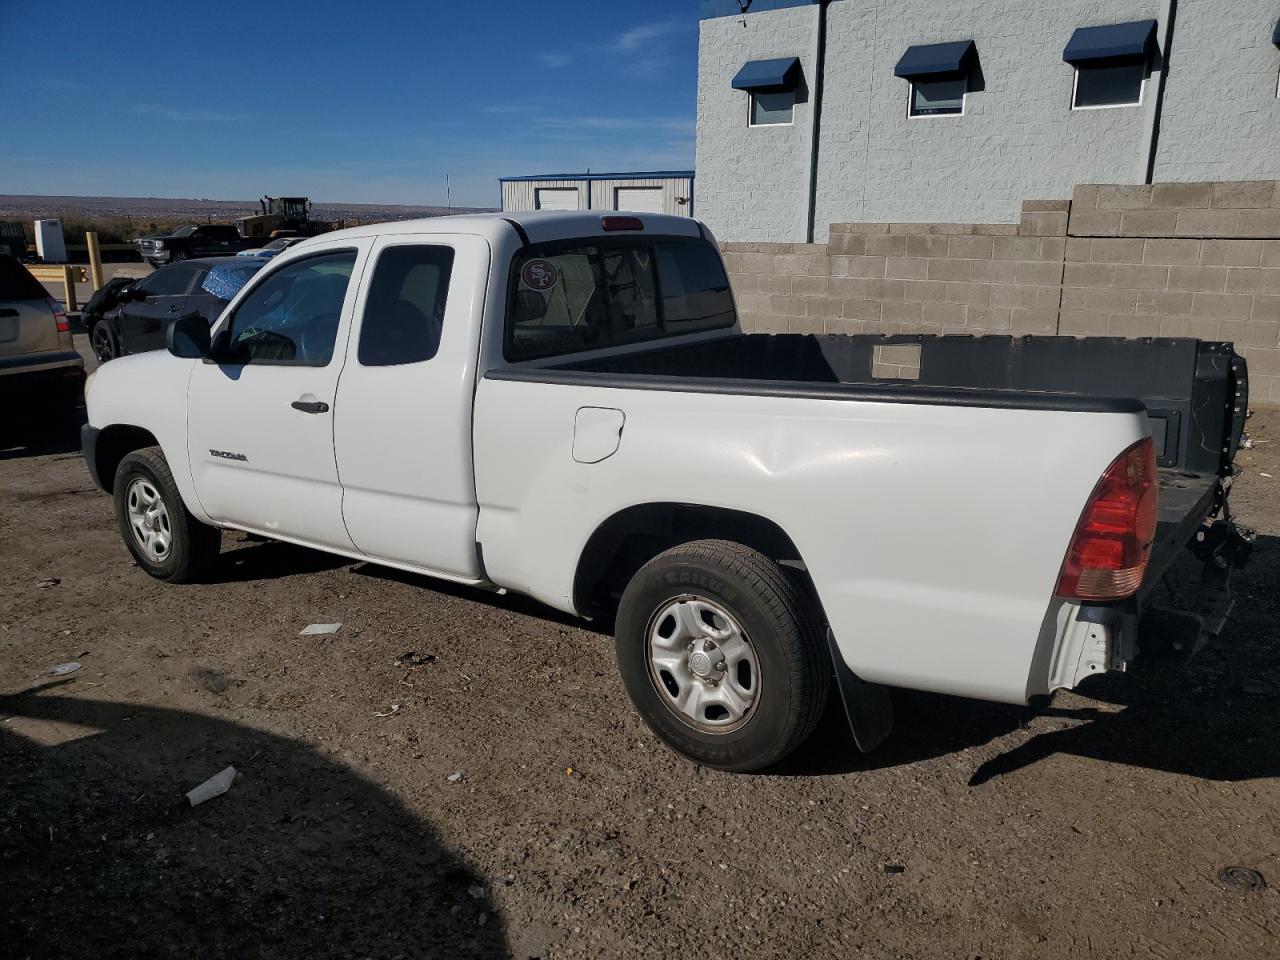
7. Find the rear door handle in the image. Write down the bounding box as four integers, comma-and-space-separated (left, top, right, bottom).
291, 400, 330, 414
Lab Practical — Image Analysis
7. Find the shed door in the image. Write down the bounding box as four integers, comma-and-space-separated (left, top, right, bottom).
614, 187, 664, 213
535, 188, 580, 211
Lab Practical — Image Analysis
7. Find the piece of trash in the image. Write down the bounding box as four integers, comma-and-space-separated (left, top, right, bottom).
467, 884, 485, 899
565, 766, 574, 777
1241, 436, 1254, 449
883, 864, 906, 875
37, 577, 60, 588
47, 662, 81, 677
1261, 473, 1274, 479
1218, 866, 1267, 892
373, 704, 401, 718
478, 912, 489, 928
395, 651, 436, 667
299, 623, 341, 636
447, 771, 466, 783
186, 766, 237, 807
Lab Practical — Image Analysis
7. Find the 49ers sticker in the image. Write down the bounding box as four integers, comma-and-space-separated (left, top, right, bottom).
520, 259, 558, 291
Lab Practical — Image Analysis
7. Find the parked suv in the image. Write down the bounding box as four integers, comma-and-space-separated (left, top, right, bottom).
88, 257, 268, 362
136, 224, 245, 267
0, 254, 84, 428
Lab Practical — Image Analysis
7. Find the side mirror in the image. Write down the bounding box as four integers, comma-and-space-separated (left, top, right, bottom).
166, 313, 211, 359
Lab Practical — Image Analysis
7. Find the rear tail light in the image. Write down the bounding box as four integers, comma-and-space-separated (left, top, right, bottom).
601, 215, 644, 232
1055, 437, 1158, 601
47, 297, 70, 333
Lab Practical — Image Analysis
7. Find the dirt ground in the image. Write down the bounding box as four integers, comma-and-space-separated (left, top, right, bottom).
2, 342, 1278, 959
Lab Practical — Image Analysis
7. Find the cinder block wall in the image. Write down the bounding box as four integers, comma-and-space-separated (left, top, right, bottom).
722, 180, 1280, 402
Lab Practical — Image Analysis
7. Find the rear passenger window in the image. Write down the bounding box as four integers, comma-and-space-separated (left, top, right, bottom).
506, 237, 735, 361
140, 264, 200, 297
358, 245, 454, 366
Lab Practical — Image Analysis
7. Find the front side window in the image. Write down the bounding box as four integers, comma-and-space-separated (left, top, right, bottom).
750, 90, 794, 126
910, 77, 966, 116
223, 249, 356, 365
1073, 60, 1146, 108
358, 244, 454, 366
506, 237, 735, 361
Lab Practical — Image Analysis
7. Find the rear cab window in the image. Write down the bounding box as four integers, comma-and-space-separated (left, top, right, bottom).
505, 236, 736, 361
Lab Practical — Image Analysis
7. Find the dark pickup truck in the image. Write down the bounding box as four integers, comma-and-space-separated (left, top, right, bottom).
136, 224, 245, 267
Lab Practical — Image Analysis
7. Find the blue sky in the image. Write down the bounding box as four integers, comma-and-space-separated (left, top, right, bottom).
1, 1, 700, 207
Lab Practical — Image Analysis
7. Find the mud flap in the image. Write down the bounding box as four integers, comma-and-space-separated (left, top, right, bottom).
826, 628, 893, 752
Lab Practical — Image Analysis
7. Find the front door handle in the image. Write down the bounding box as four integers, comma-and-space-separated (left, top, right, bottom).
291, 400, 330, 414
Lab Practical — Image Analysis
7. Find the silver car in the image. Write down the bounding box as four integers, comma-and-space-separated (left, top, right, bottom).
0, 255, 85, 428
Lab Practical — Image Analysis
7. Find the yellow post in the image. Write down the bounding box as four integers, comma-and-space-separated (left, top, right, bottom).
86, 231, 105, 292
61, 265, 78, 313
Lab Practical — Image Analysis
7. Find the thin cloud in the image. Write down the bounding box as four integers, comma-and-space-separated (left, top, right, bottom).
613, 17, 686, 52
133, 104, 253, 123
534, 115, 694, 135
537, 52, 572, 68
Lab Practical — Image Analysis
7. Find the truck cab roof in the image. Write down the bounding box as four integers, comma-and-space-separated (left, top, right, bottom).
303, 210, 706, 249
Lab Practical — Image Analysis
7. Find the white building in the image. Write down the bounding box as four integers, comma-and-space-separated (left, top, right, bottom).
499, 172, 696, 217
696, 0, 1280, 242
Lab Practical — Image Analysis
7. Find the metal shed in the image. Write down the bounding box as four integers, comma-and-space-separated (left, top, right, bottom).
499, 171, 695, 216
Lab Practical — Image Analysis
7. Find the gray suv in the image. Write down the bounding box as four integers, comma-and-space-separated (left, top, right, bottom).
0, 255, 85, 426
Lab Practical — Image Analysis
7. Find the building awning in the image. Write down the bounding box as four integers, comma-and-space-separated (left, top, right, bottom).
1063, 20, 1158, 63
731, 57, 801, 91
893, 40, 977, 79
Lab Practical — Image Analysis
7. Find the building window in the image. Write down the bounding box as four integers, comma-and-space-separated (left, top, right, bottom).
1063, 20, 1157, 110
1072, 61, 1145, 108
909, 77, 966, 117
750, 89, 795, 126
732, 56, 802, 128
894, 40, 977, 120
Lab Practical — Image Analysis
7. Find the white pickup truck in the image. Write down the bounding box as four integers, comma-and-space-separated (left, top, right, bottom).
82, 212, 1252, 771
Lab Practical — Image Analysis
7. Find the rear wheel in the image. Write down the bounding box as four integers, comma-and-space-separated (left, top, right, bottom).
113, 447, 220, 583
615, 539, 829, 772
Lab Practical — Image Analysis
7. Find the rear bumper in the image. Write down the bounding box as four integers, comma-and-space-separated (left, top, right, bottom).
0, 351, 85, 398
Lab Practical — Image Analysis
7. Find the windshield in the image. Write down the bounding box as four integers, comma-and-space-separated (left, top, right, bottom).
201, 260, 268, 302
172, 225, 199, 238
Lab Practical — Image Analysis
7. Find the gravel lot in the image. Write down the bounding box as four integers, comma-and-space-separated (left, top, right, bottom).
2, 342, 1278, 959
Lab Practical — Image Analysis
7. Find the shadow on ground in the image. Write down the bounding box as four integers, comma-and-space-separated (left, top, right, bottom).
0, 687, 510, 959
777, 533, 1280, 786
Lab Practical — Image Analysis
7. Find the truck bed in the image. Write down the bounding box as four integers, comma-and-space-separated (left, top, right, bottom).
543, 332, 1248, 574
557, 333, 1245, 471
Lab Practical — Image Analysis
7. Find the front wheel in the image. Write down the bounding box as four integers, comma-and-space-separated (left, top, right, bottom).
113, 447, 220, 583
615, 539, 830, 772
89, 318, 119, 362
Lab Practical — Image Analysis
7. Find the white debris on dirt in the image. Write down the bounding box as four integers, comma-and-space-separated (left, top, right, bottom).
447, 771, 466, 783
46, 662, 80, 676
186, 766, 237, 807
299, 623, 342, 636
373, 704, 401, 718
37, 577, 60, 588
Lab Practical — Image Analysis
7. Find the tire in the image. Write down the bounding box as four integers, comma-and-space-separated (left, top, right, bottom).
113, 446, 220, 583
615, 539, 830, 772
89, 318, 119, 362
